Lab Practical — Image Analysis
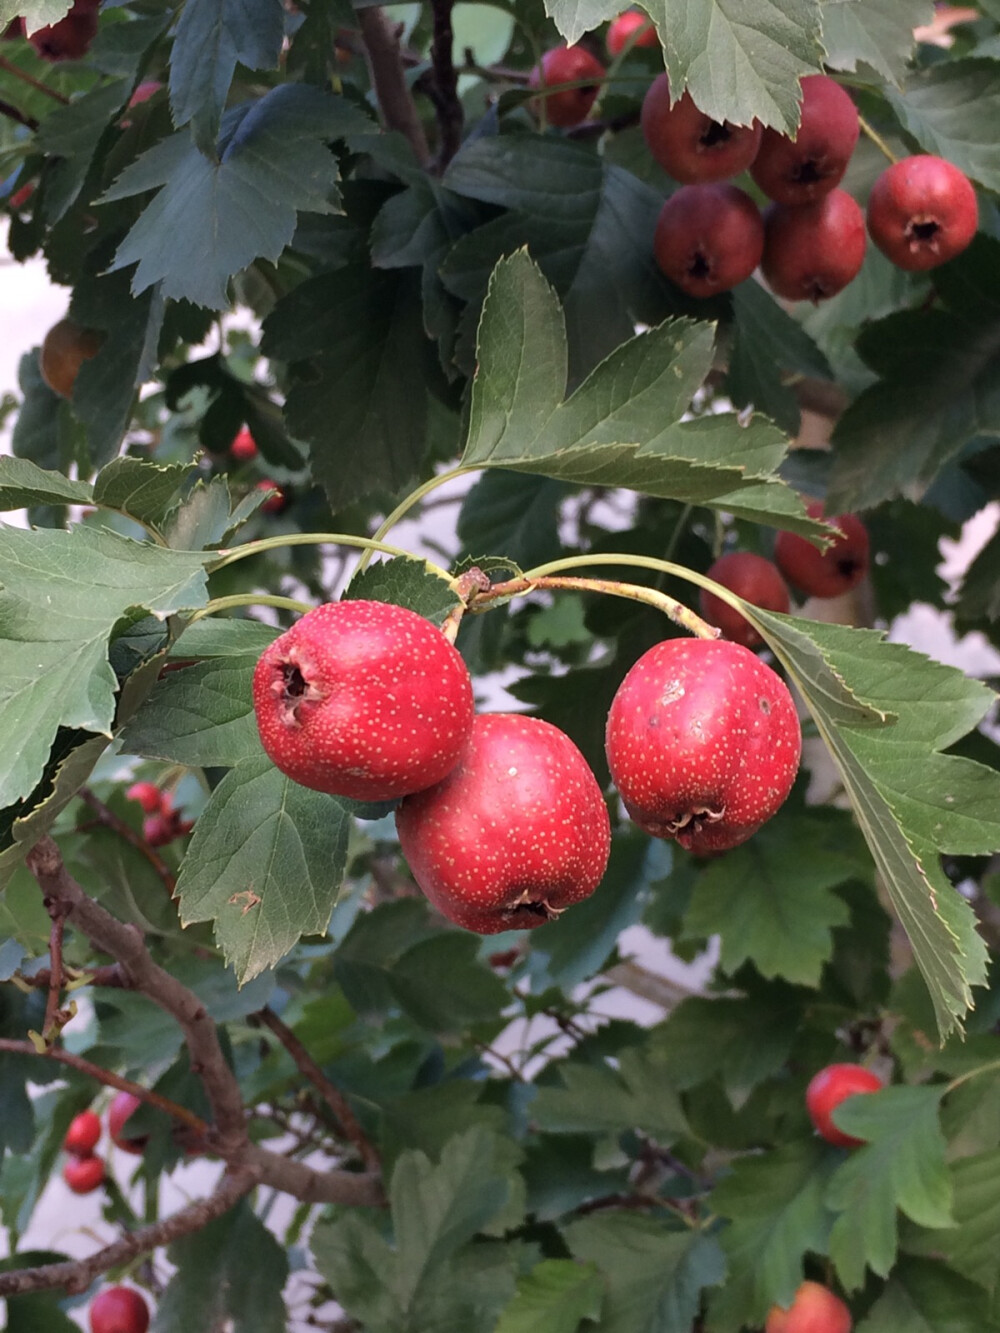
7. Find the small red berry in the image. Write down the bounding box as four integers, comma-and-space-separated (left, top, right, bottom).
700, 552, 790, 648
774, 501, 870, 599
751, 75, 859, 205
8, 181, 34, 211
254, 600, 475, 801
29, 0, 99, 61
653, 183, 763, 298
63, 1109, 102, 1156
606, 9, 657, 56
255, 479, 288, 514
528, 45, 605, 128
63, 1154, 105, 1193
127, 79, 161, 109
89, 1286, 151, 1333
766, 1281, 852, 1333
230, 426, 258, 461
108, 1090, 148, 1155
126, 781, 163, 814
867, 154, 978, 271
605, 638, 801, 854
806, 1063, 883, 1148
762, 189, 866, 303
142, 812, 176, 847
396, 713, 611, 933
641, 74, 762, 184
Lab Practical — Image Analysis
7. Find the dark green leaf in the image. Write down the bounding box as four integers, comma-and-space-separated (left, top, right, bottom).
854, 1257, 998, 1332
117, 655, 262, 767
494, 1259, 603, 1333
344, 558, 461, 624
0, 457, 92, 510
887, 61, 1000, 190
94, 456, 192, 529
532, 1045, 688, 1142
822, 0, 931, 84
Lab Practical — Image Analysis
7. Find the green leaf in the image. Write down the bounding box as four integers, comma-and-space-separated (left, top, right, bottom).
751, 608, 995, 1039
854, 1257, 998, 1333
0, 526, 209, 806
0, 1254, 79, 1333
828, 236, 1000, 511
545, 0, 823, 132
683, 805, 861, 986
566, 1213, 726, 1333
155, 1201, 289, 1333
261, 266, 430, 506
0, 457, 92, 510
0, 2, 70, 27
170, 616, 280, 659
887, 61, 1000, 191
104, 87, 364, 308
117, 656, 262, 767
707, 1141, 838, 1331
903, 1149, 1000, 1297
826, 1086, 953, 1289
36, 80, 130, 220
169, 0, 285, 153
461, 253, 819, 535
344, 558, 460, 625
494, 1259, 603, 1333
93, 456, 192, 529
532, 1045, 688, 1143
174, 755, 353, 982
457, 472, 566, 574
822, 0, 931, 84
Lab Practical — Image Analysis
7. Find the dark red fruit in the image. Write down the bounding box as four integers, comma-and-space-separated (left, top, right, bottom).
39, 318, 102, 399
3, 18, 26, 38
89, 1286, 150, 1333
806, 1063, 883, 1148
605, 638, 801, 854
127, 79, 161, 109
126, 781, 163, 814
108, 1090, 148, 1155
653, 183, 763, 298
774, 501, 870, 599
255, 479, 288, 514
396, 713, 611, 933
63, 1109, 102, 1156
766, 1281, 852, 1333
606, 9, 657, 55
8, 181, 34, 211
700, 552, 790, 648
641, 74, 762, 184
29, 0, 100, 61
762, 189, 866, 302
63, 1154, 105, 1193
528, 44, 605, 128
142, 812, 176, 847
230, 426, 258, 461
867, 154, 978, 271
751, 75, 859, 205
254, 600, 474, 801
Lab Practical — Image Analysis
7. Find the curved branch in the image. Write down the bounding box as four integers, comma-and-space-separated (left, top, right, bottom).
358, 5, 431, 167
428, 0, 462, 168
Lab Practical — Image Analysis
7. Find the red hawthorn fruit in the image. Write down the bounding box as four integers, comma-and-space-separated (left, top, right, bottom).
63, 1108, 102, 1156
89, 1286, 151, 1333
254, 600, 475, 801
255, 479, 288, 514
653, 183, 764, 298
396, 713, 611, 933
126, 781, 163, 814
108, 1090, 148, 1155
641, 74, 762, 184
142, 812, 176, 847
774, 501, 870, 599
63, 1154, 105, 1193
806, 1062, 883, 1148
700, 552, 790, 648
3, 18, 26, 38
867, 154, 978, 271
39, 318, 103, 399
528, 44, 605, 128
127, 79, 161, 108
8, 181, 34, 211
230, 426, 258, 460
766, 1281, 852, 1333
762, 189, 866, 303
606, 9, 657, 56
751, 75, 859, 205
29, 0, 100, 61
605, 638, 801, 854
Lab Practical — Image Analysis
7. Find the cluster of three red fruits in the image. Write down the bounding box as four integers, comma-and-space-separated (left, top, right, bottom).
253, 595, 801, 932
60, 1092, 146, 1195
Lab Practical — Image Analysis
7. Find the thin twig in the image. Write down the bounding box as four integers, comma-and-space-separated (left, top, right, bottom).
254, 1007, 380, 1171
43, 909, 68, 1036
0, 54, 70, 103
428, 0, 462, 168
0, 1169, 257, 1297
358, 5, 431, 167
16, 962, 126, 990
78, 787, 177, 896
0, 95, 37, 129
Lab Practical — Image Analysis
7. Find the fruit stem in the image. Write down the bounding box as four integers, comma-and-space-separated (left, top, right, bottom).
857, 113, 898, 165
185, 593, 314, 624
357, 465, 476, 574
209, 533, 452, 582
945, 1056, 1000, 1096
480, 573, 719, 639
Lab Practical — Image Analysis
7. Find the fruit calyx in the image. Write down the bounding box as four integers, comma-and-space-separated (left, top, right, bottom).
269, 649, 326, 728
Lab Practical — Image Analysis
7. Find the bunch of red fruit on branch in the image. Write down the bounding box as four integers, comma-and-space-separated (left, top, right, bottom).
252, 580, 803, 932
125, 781, 194, 848
530, 13, 979, 302
59, 1091, 147, 1195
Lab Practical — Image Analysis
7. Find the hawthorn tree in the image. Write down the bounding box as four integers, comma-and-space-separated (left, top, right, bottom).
1, 0, 1000, 1329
